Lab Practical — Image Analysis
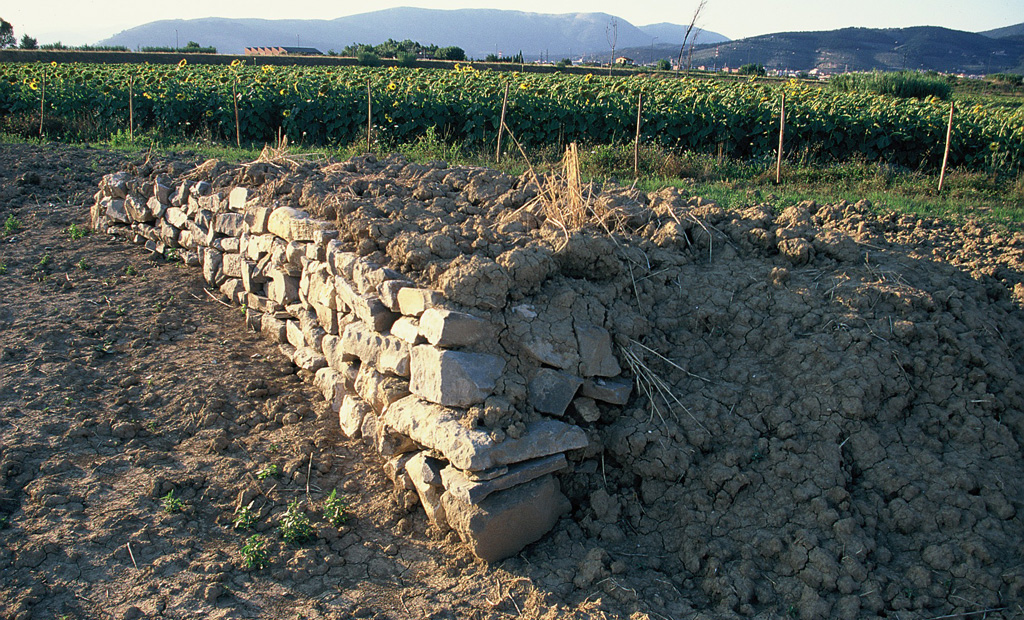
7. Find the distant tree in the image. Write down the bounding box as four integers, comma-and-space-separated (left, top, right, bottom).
19, 34, 37, 50
436, 46, 465, 61
556, 58, 572, 68
396, 51, 417, 67
356, 50, 381, 67
0, 18, 14, 48
657, 59, 671, 71
737, 63, 766, 76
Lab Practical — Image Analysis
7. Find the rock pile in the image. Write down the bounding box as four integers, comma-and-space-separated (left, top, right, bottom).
89, 162, 629, 561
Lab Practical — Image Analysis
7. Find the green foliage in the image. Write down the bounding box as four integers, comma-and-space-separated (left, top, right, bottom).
737, 63, 766, 76
656, 59, 671, 71
0, 63, 1019, 172
829, 70, 953, 100
322, 489, 349, 526
67, 222, 88, 240
356, 51, 381, 67
556, 59, 573, 69
989, 73, 1023, 86
124, 264, 138, 276
485, 52, 524, 63
161, 490, 185, 513
0, 261, 6, 275
240, 534, 270, 570
256, 463, 280, 480
77, 258, 89, 270
396, 51, 417, 68
0, 18, 13, 49
278, 500, 313, 543
3, 214, 20, 235
19, 34, 37, 50
233, 503, 258, 530
141, 42, 217, 54
436, 46, 466, 61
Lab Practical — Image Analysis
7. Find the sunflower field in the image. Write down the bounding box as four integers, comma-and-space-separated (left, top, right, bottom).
0, 60, 1021, 172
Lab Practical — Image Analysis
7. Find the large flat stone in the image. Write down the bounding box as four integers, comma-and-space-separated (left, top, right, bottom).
335, 277, 398, 333
405, 452, 448, 529
355, 363, 410, 414
528, 368, 583, 416
440, 454, 568, 504
382, 396, 588, 471
243, 206, 273, 235
410, 346, 504, 407
341, 321, 411, 377
418, 308, 490, 348
442, 475, 570, 562
579, 376, 633, 405
214, 212, 246, 237
267, 270, 299, 305
267, 207, 332, 242
397, 287, 442, 317
576, 323, 621, 377
338, 394, 371, 439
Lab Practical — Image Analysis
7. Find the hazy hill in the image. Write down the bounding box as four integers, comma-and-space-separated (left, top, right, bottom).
97, 7, 728, 60
980, 22, 1024, 39
681, 26, 1024, 74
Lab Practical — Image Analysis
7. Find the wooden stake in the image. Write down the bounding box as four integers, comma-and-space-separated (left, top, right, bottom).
128, 77, 134, 142
232, 78, 241, 148
496, 83, 510, 164
366, 79, 372, 153
775, 91, 786, 185
633, 92, 643, 178
39, 70, 45, 137
938, 101, 955, 193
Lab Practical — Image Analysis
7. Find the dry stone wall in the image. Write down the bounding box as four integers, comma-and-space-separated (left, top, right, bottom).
88, 161, 630, 562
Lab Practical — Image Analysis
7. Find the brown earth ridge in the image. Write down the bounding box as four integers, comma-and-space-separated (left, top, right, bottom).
1, 142, 1023, 619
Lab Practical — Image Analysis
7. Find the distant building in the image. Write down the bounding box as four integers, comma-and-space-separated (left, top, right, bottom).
615, 56, 634, 65
244, 46, 323, 56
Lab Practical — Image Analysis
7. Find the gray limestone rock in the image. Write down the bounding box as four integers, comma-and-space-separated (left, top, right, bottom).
410, 346, 504, 407
418, 308, 490, 348
442, 475, 570, 562
440, 454, 568, 504
382, 396, 588, 471
528, 368, 583, 416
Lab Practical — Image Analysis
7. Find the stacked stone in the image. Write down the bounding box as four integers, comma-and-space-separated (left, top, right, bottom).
89, 171, 598, 562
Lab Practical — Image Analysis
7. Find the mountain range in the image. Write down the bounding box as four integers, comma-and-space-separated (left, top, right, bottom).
679, 24, 1024, 74
98, 8, 728, 60
97, 9, 1023, 75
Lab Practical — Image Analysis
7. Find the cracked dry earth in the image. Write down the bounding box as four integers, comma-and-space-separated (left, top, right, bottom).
2, 141, 1024, 620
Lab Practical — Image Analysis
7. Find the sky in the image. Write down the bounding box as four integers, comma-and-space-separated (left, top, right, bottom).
3, 0, 1020, 46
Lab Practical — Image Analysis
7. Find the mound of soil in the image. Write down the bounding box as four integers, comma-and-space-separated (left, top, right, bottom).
2, 143, 1023, 620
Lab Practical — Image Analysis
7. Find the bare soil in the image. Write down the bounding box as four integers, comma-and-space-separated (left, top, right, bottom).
2, 142, 1023, 620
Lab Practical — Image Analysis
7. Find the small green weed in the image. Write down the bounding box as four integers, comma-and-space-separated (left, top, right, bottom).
77, 258, 90, 271
161, 490, 185, 513
3, 214, 21, 236
124, 264, 138, 276
278, 500, 313, 543
67, 222, 89, 240
234, 502, 258, 530
115, 304, 126, 316
323, 489, 349, 526
268, 443, 280, 454
37, 254, 51, 268
0, 261, 7, 275
63, 396, 74, 406
256, 463, 280, 480
0, 515, 8, 529
240, 534, 270, 570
